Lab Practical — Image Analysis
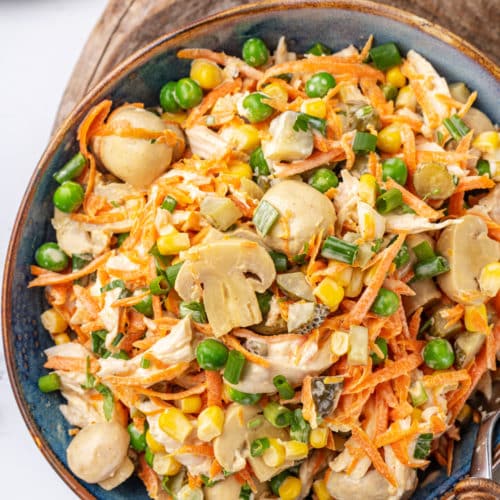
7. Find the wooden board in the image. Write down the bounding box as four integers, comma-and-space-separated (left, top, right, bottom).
54, 0, 499, 128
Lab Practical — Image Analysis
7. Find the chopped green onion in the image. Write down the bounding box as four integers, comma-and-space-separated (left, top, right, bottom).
247, 416, 263, 429
413, 433, 433, 459
166, 262, 184, 288
270, 471, 294, 495
401, 203, 416, 214
371, 238, 384, 253
180, 301, 207, 323
38, 373, 61, 393
149, 243, 171, 270
227, 387, 261, 405
100, 279, 127, 293
115, 232, 129, 247
140, 357, 151, 369
145, 447, 154, 467
413, 241, 435, 262
476, 159, 491, 177
112, 350, 130, 360
290, 409, 311, 443
250, 437, 270, 457
111, 332, 124, 347
72, 253, 92, 271
239, 484, 252, 500
250, 147, 270, 176
53, 152, 87, 184
376, 188, 403, 214
128, 422, 148, 452
293, 112, 327, 135
443, 114, 470, 141
370, 337, 389, 366
321, 236, 359, 265
200, 474, 218, 487
413, 256, 450, 280
273, 375, 295, 400
306, 42, 332, 56
309, 167, 339, 193
269, 250, 288, 272
133, 293, 154, 318
223, 350, 246, 384
161, 195, 177, 212
353, 131, 377, 153
253, 200, 279, 236
82, 356, 96, 389
150, 276, 169, 295
409, 381, 428, 407
382, 83, 398, 101
264, 401, 293, 428
393, 242, 410, 269
91, 329, 108, 356
369, 42, 402, 70
95, 383, 114, 421
256, 291, 272, 317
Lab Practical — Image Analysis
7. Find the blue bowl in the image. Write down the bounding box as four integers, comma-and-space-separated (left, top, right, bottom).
3, 1, 499, 498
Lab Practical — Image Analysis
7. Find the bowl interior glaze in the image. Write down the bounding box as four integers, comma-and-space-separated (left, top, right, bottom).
3, 1, 499, 499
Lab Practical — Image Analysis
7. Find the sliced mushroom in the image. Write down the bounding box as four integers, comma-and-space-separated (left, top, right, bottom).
91, 106, 185, 188
477, 184, 500, 224
213, 404, 258, 473
98, 457, 135, 491
203, 476, 242, 499
403, 279, 441, 316
436, 215, 500, 304
257, 180, 336, 256
67, 422, 131, 486
174, 239, 275, 336
462, 108, 494, 136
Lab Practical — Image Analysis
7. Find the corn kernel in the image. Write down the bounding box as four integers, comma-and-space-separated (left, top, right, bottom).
54, 333, 70, 345
472, 131, 499, 153
263, 83, 289, 105
386, 66, 407, 88
222, 124, 260, 153
395, 85, 417, 111
336, 266, 353, 287
345, 268, 364, 298
41, 308, 68, 334
358, 173, 378, 206
161, 111, 188, 125
228, 160, 253, 179
464, 304, 488, 333
313, 479, 332, 500
157, 232, 190, 255
301, 98, 327, 119
279, 476, 302, 500
479, 262, 500, 297
309, 427, 329, 448
377, 124, 402, 154
262, 438, 286, 467
314, 277, 344, 311
152, 453, 182, 476
197, 405, 224, 442
330, 330, 349, 356
145, 430, 165, 454
158, 408, 193, 443
178, 396, 202, 414
190, 58, 223, 90
284, 440, 309, 460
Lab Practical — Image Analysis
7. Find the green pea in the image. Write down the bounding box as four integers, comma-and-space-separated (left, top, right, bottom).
159, 81, 181, 112
382, 158, 408, 185
133, 293, 154, 318
53, 181, 84, 213
127, 422, 147, 452
35, 243, 69, 272
175, 78, 203, 109
242, 38, 269, 67
305, 72, 336, 98
196, 338, 229, 370
242, 93, 274, 123
308, 167, 339, 193
370, 288, 400, 316
423, 338, 455, 370
227, 386, 261, 405
370, 337, 388, 365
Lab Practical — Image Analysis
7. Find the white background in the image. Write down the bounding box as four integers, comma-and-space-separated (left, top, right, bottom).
0, 1, 106, 498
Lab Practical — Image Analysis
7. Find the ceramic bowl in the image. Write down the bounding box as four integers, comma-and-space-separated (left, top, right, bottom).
3, 1, 499, 498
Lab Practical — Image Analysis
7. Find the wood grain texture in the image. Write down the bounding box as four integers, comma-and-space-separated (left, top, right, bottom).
54, 0, 499, 129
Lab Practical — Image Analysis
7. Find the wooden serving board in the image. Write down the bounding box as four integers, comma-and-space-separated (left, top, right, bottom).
54, 0, 498, 129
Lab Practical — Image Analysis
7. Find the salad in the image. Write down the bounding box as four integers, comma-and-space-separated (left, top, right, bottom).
30, 35, 500, 500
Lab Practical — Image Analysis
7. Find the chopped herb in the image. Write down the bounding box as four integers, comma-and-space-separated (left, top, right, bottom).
112, 350, 129, 360
256, 290, 272, 317
91, 329, 108, 356
95, 383, 114, 421
111, 332, 124, 347
414, 433, 433, 459
371, 238, 384, 253
115, 232, 129, 247
166, 261, 184, 287
81, 356, 95, 389
293, 112, 327, 135
239, 484, 252, 500
110, 200, 120, 208
290, 409, 311, 443
201, 474, 220, 487
180, 301, 208, 323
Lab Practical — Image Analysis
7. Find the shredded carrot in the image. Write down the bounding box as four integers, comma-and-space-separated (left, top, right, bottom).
400, 124, 417, 173
340, 132, 356, 170
350, 423, 397, 487
224, 335, 270, 367
448, 190, 465, 217
359, 34, 374, 62
391, 438, 429, 469
422, 369, 470, 388
175, 444, 214, 457
384, 178, 442, 220
347, 232, 406, 325
360, 78, 393, 116
410, 80, 441, 129
273, 148, 345, 177
408, 307, 423, 340
457, 90, 478, 118
374, 420, 420, 447
111, 291, 150, 308
44, 356, 99, 373
454, 175, 495, 194
205, 370, 223, 407
383, 278, 415, 297
132, 383, 206, 401
137, 454, 163, 499
29, 252, 111, 287
102, 362, 189, 386
209, 459, 223, 479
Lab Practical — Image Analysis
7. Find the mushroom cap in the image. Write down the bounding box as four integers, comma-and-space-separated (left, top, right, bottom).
174, 239, 276, 336
258, 180, 336, 256
91, 106, 184, 188
204, 476, 242, 499
437, 215, 500, 304
66, 422, 130, 483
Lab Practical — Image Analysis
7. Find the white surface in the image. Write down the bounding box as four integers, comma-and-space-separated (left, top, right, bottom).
0, 1, 107, 498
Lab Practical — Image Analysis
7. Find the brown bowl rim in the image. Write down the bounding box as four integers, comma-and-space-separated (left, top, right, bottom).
2, 1, 499, 498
